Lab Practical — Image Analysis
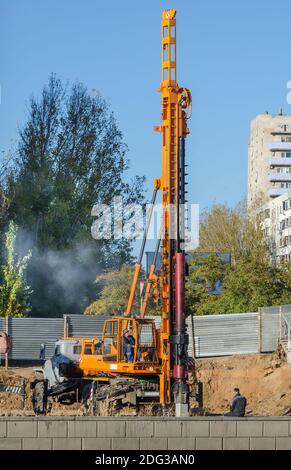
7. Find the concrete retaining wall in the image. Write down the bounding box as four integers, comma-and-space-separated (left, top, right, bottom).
1, 416, 291, 450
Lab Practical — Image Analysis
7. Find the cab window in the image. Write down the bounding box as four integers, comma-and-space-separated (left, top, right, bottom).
102, 320, 118, 361
84, 343, 92, 355
94, 341, 102, 354
73, 345, 82, 355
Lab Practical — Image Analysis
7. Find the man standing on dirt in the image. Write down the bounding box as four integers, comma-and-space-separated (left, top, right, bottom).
226, 388, 247, 417
123, 329, 135, 363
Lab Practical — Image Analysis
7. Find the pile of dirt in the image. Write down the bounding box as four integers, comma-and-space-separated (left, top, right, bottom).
1, 353, 291, 416
0, 368, 83, 416
195, 353, 291, 416
0, 369, 31, 415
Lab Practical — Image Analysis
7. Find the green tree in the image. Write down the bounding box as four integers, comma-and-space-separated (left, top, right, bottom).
186, 255, 228, 315
186, 254, 291, 315
199, 200, 268, 265
187, 197, 291, 314
0, 154, 13, 265
0, 187, 9, 235
0, 222, 32, 317
5, 75, 145, 317
85, 265, 160, 316
217, 257, 291, 313
8, 74, 144, 259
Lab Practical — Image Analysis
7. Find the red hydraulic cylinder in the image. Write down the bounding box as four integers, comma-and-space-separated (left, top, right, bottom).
173, 252, 187, 380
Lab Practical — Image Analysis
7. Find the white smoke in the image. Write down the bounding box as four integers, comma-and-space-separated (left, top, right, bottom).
15, 229, 101, 316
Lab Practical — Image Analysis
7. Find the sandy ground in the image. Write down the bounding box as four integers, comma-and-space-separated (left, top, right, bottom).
0, 353, 291, 416
195, 353, 291, 416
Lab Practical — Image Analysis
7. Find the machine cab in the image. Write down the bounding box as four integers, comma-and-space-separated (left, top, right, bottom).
79, 316, 159, 376
101, 317, 158, 364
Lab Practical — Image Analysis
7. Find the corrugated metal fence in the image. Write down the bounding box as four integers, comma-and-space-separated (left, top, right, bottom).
193, 313, 258, 357
140, 314, 258, 357
0, 317, 63, 361
0, 305, 289, 362
67, 315, 106, 339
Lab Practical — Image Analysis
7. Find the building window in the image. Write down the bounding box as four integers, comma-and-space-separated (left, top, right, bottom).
277, 166, 291, 173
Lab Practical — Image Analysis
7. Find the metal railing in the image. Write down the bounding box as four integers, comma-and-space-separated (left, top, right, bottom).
280, 311, 291, 350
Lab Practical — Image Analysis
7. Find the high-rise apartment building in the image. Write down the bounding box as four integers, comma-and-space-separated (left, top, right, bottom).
259, 190, 291, 263
248, 113, 291, 207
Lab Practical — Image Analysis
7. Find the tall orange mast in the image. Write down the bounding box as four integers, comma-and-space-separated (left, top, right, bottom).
123, 8, 192, 416
154, 8, 192, 415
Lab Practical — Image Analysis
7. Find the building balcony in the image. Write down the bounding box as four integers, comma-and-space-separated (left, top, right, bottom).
268, 188, 288, 197
269, 173, 291, 182
270, 157, 291, 166
269, 142, 291, 151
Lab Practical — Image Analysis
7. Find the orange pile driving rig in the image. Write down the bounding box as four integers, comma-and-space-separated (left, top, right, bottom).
77, 9, 201, 417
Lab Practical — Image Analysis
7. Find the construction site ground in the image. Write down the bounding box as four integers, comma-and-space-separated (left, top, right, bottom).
0, 352, 291, 416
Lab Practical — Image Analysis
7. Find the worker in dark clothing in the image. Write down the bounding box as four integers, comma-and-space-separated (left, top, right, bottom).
123, 329, 135, 363
226, 388, 247, 417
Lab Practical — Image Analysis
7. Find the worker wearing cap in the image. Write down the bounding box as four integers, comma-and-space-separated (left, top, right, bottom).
123, 329, 135, 363
226, 388, 247, 417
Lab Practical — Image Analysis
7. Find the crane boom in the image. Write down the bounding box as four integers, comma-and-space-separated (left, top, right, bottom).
124, 189, 157, 317
140, 237, 160, 318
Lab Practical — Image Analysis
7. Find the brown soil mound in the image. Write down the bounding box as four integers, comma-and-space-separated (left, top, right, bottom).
0, 368, 83, 416
195, 353, 291, 416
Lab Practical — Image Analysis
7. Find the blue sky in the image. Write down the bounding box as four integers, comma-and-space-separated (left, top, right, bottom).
1, 0, 291, 212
